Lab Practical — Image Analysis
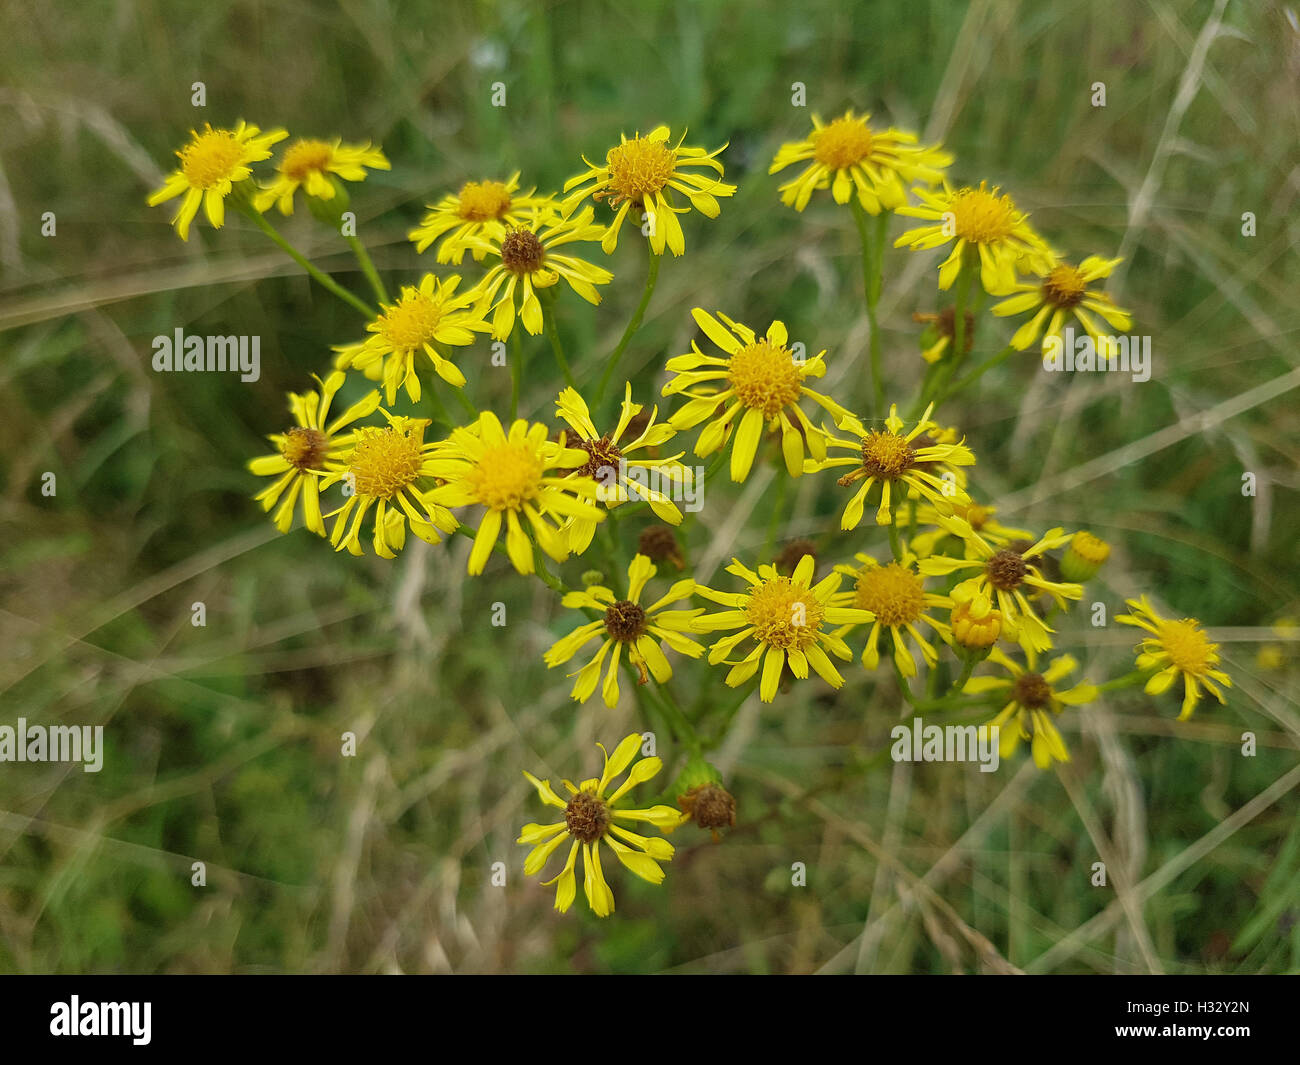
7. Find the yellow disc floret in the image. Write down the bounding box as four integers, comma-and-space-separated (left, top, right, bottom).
745, 577, 825, 650
378, 290, 444, 352
466, 440, 545, 510
727, 340, 803, 417
812, 115, 874, 169
853, 562, 925, 626
948, 185, 1017, 243
179, 128, 245, 188
280, 139, 334, 182
859, 431, 916, 480
348, 423, 426, 498
457, 179, 513, 221
1157, 618, 1217, 675
604, 135, 677, 204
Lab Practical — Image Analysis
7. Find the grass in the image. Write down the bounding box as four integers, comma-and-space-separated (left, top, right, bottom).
0, 0, 1297, 973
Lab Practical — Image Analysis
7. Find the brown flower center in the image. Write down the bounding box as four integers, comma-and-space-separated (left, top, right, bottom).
281, 426, 328, 470
604, 599, 647, 642
569, 436, 624, 482
1013, 672, 1052, 710
501, 228, 545, 273
564, 791, 609, 844
986, 548, 1028, 590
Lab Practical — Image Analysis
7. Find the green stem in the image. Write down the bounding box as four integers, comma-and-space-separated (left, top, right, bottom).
541, 290, 576, 388
345, 234, 389, 306
1096, 669, 1150, 694
888, 520, 904, 562
237, 204, 375, 318
941, 343, 1016, 402
851, 198, 886, 417
919, 264, 973, 412
509, 329, 523, 420
597, 249, 661, 405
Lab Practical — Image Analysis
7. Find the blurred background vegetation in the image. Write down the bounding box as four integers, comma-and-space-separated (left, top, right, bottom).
1, 0, 1297, 973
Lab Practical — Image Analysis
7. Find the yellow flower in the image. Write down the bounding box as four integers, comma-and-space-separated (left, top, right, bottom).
894, 181, 1051, 293
1060, 530, 1111, 582
544, 554, 703, 707
518, 733, 681, 917
318, 413, 458, 559
333, 274, 491, 403
147, 121, 288, 240
409, 172, 553, 263
253, 137, 389, 215
964, 647, 1098, 768
830, 555, 951, 677
909, 498, 1033, 559
562, 125, 735, 256
463, 206, 613, 340
1117, 596, 1232, 719
692, 555, 873, 702
768, 109, 951, 213
811, 402, 974, 528
917, 518, 1082, 653
992, 254, 1133, 351
946, 580, 1003, 649
424, 412, 605, 575
664, 308, 854, 482
554, 385, 693, 553
1255, 617, 1296, 671
248, 371, 381, 535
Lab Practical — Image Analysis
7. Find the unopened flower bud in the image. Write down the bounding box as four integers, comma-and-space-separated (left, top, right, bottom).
1060, 531, 1110, 582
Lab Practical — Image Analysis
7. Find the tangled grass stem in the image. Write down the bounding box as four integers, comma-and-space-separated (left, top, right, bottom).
850, 198, 886, 417
597, 247, 661, 406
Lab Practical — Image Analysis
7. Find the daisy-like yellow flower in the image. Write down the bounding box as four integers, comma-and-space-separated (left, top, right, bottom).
830, 555, 951, 677
768, 109, 952, 213
462, 206, 613, 340
964, 647, 1099, 768
562, 125, 735, 256
333, 274, 491, 403
253, 137, 390, 215
910, 498, 1033, 559
554, 385, 693, 553
518, 733, 682, 917
810, 402, 974, 528
248, 371, 381, 535
424, 412, 605, 576
992, 254, 1133, 351
317, 413, 458, 559
409, 173, 553, 263
917, 517, 1082, 653
544, 554, 703, 707
664, 308, 854, 482
692, 555, 874, 702
147, 121, 288, 241
894, 181, 1051, 294
1117, 596, 1232, 719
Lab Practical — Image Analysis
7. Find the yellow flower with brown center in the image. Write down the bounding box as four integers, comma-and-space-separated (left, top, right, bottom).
460, 206, 613, 340
894, 181, 1051, 294
992, 254, 1133, 351
830, 555, 951, 677
333, 273, 491, 403
664, 309, 854, 482
518, 733, 682, 917
543, 554, 703, 707
964, 647, 1098, 768
424, 412, 606, 576
918, 517, 1082, 654
768, 109, 952, 213
253, 137, 389, 215
554, 384, 693, 553
810, 402, 974, 528
692, 555, 873, 702
248, 371, 382, 535
148, 121, 288, 240
317, 413, 457, 559
409, 172, 554, 264
562, 125, 736, 256
1117, 596, 1232, 719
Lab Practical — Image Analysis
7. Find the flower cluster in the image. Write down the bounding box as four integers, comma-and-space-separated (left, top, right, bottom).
149, 107, 1231, 920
